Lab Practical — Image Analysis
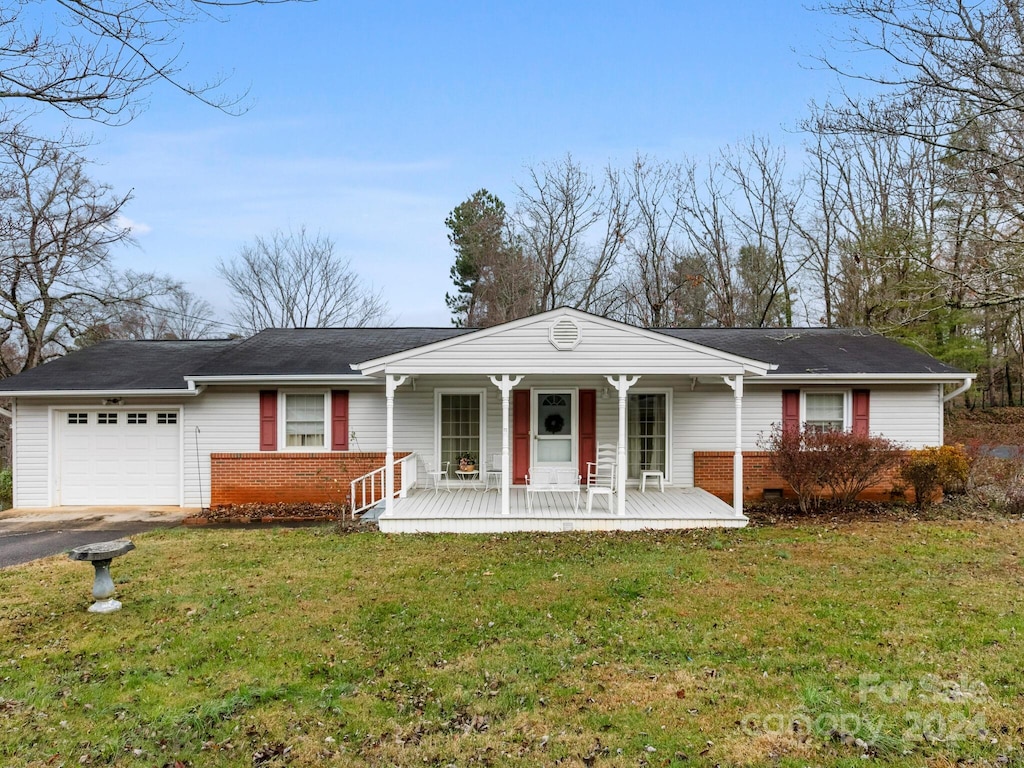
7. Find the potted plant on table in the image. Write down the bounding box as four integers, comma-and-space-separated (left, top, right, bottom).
457, 452, 477, 472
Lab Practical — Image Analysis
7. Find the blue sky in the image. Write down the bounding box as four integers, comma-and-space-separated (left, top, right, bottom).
68, 1, 845, 330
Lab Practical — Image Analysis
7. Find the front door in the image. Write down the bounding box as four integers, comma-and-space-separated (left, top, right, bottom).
534, 391, 575, 470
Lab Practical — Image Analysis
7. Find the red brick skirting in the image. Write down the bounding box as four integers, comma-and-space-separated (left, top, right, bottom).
209, 451, 408, 507
693, 451, 906, 504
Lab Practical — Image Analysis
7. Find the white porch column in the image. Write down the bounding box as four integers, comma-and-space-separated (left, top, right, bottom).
489, 375, 524, 515
606, 374, 640, 516
724, 375, 744, 517
384, 374, 409, 516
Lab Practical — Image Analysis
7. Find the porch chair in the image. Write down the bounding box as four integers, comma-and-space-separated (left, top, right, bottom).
485, 454, 503, 491
586, 443, 617, 514
426, 461, 451, 494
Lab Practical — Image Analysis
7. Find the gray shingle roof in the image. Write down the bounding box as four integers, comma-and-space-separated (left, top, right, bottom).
657, 327, 967, 376
190, 327, 473, 376
0, 324, 967, 393
0, 339, 237, 392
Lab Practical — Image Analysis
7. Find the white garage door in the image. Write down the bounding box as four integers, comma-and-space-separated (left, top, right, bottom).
57, 410, 181, 505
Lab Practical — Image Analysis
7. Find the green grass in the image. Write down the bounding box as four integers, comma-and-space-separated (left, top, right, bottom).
2, 521, 1023, 766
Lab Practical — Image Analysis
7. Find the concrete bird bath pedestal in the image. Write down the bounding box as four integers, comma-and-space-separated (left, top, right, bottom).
68, 539, 136, 613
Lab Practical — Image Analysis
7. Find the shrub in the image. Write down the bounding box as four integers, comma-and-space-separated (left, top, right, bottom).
900, 445, 972, 507
963, 442, 1024, 514
758, 425, 832, 512
758, 426, 904, 511
813, 429, 904, 506
0, 466, 11, 508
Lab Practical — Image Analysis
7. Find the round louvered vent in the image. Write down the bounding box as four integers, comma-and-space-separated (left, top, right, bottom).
549, 317, 581, 350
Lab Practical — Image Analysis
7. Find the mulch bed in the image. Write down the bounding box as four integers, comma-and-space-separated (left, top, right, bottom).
181, 499, 1014, 531
183, 502, 373, 530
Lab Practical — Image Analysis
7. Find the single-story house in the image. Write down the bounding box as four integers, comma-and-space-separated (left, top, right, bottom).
0, 308, 973, 532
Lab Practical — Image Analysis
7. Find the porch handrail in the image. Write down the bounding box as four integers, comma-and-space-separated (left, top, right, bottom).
350, 452, 417, 519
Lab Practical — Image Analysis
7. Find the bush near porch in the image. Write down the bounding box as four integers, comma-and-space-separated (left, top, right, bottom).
2, 521, 1022, 767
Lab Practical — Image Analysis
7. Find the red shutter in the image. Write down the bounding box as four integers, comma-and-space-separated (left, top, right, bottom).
852, 389, 870, 437
331, 390, 350, 450
578, 389, 596, 483
512, 389, 530, 484
782, 390, 800, 437
259, 390, 277, 451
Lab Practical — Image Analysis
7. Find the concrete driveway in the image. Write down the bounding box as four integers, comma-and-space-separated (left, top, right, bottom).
0, 506, 192, 568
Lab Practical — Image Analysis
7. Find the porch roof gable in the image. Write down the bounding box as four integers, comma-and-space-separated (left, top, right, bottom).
354, 308, 774, 377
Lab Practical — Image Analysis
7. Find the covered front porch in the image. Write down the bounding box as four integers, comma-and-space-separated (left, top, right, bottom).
378, 485, 744, 533
353, 309, 774, 532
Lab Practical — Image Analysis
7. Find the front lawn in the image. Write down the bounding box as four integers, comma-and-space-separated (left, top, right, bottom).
1, 521, 1022, 767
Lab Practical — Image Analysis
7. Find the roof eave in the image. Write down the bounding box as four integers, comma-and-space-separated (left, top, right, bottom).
747, 372, 974, 384
185, 374, 375, 386
3, 388, 204, 398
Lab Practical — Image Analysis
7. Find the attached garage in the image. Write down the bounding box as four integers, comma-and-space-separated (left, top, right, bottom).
56, 409, 182, 505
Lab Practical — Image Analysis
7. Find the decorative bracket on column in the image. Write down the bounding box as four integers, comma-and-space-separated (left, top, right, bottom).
605, 374, 640, 394
386, 374, 409, 396
488, 375, 524, 392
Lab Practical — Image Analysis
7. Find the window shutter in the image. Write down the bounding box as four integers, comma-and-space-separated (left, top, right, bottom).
578, 389, 597, 483
782, 390, 800, 436
512, 389, 531, 484
852, 389, 870, 436
259, 390, 277, 451
331, 390, 349, 451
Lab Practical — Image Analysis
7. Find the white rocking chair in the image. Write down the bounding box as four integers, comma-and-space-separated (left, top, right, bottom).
586, 443, 617, 514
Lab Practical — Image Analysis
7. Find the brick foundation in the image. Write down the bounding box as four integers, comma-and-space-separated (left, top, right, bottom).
209, 452, 408, 507
693, 451, 908, 504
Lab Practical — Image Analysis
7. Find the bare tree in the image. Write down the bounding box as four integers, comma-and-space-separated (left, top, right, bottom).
622, 155, 686, 326
0, 129, 175, 375
218, 227, 389, 333
722, 136, 801, 326
813, 0, 1024, 310
515, 155, 629, 314
80, 286, 220, 341
0, 0, 315, 123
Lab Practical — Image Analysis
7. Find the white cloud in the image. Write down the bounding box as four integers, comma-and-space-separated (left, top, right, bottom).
116, 214, 153, 237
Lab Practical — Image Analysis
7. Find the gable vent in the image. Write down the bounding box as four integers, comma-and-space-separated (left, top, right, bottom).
549, 317, 582, 350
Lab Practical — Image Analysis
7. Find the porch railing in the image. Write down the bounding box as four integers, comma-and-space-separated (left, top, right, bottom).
349, 452, 417, 519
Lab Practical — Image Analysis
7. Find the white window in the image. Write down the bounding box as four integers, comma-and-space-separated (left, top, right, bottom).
157, 412, 177, 425
627, 392, 668, 478
67, 413, 88, 425
97, 413, 118, 425
284, 393, 326, 447
127, 413, 147, 425
437, 391, 485, 473
804, 392, 847, 432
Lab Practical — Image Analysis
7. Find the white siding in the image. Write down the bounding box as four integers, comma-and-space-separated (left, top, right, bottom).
349, 388, 385, 451
11, 381, 945, 509
182, 389, 259, 508
869, 384, 943, 447
385, 315, 750, 375
13, 400, 50, 508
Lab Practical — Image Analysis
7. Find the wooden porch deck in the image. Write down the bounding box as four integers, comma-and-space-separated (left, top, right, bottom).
378, 485, 746, 533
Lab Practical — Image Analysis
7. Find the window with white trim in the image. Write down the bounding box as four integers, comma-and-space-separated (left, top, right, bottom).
284, 393, 326, 447
157, 412, 177, 425
67, 413, 88, 425
127, 412, 147, 425
804, 392, 846, 432
438, 392, 483, 473
627, 392, 668, 478
97, 412, 118, 425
